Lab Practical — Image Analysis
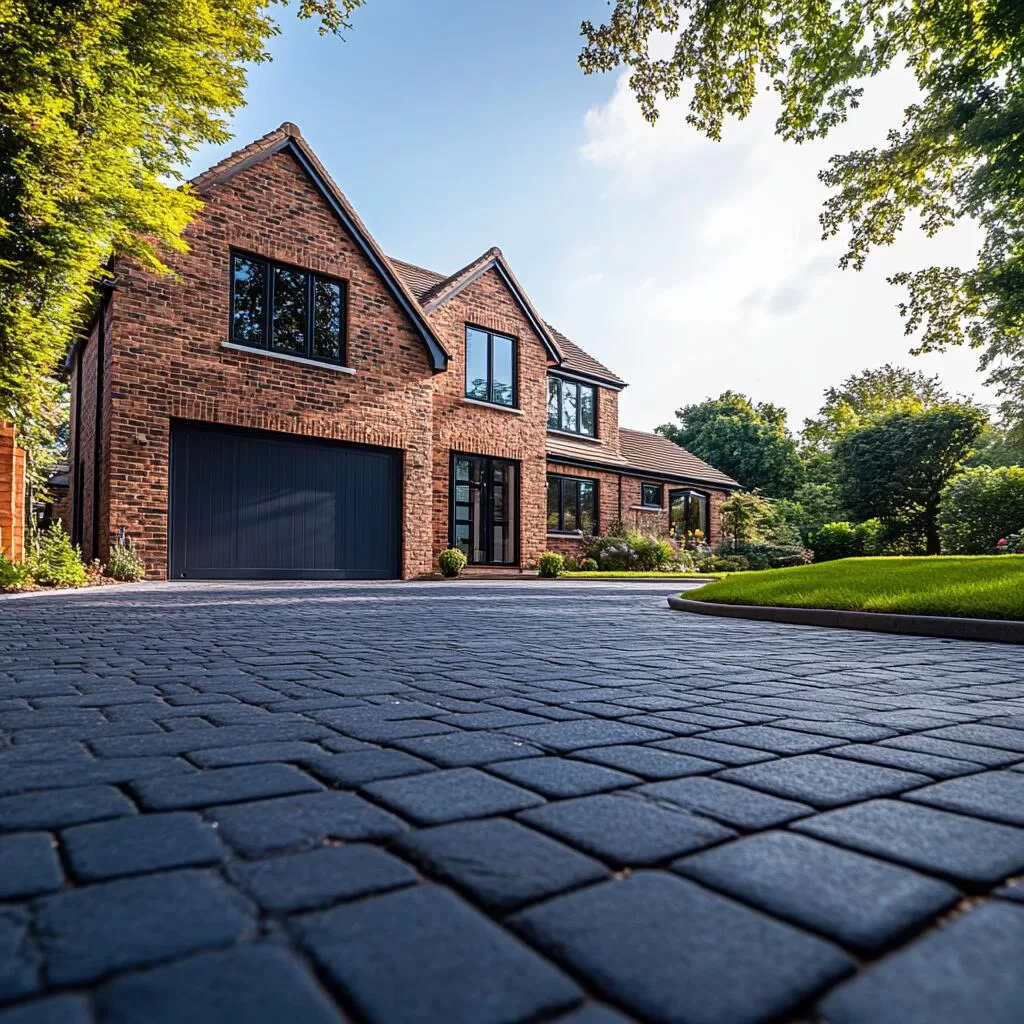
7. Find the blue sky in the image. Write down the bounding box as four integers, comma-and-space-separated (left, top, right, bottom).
187, 0, 992, 431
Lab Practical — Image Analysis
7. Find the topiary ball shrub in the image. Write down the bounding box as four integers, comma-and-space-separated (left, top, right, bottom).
106, 536, 146, 582
579, 557, 598, 571
30, 522, 87, 586
438, 547, 467, 578
538, 552, 564, 578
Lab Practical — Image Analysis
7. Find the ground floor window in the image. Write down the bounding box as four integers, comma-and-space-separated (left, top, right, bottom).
547, 475, 597, 534
641, 482, 663, 507
669, 489, 708, 541
451, 454, 518, 565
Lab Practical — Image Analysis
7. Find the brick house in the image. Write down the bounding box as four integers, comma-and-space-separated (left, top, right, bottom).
66, 123, 737, 580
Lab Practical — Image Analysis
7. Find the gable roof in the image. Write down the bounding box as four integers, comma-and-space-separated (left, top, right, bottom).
387, 252, 625, 389
190, 123, 450, 372
618, 428, 739, 489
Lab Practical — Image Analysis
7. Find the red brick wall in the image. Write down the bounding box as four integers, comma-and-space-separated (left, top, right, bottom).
98, 149, 437, 578
0, 421, 26, 561
426, 268, 551, 569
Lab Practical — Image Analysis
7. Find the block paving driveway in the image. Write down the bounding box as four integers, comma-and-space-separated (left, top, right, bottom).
1, 579, 1024, 1024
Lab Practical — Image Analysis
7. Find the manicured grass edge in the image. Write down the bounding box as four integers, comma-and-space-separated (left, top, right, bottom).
667, 595, 1024, 645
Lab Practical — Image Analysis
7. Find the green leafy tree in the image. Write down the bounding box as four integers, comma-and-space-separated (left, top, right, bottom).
658, 391, 803, 497
579, 1, 1024, 426
968, 425, 1024, 470
802, 365, 951, 452
938, 466, 1024, 554
0, 0, 361, 460
833, 404, 986, 554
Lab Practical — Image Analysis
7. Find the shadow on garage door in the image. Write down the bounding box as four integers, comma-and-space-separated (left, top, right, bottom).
168, 421, 401, 580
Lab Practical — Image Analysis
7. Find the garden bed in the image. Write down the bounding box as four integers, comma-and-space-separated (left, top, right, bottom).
681, 556, 1024, 621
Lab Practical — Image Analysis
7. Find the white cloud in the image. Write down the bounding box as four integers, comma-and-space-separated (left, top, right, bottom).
551, 69, 995, 432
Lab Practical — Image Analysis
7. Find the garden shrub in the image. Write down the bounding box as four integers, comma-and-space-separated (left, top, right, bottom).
29, 522, 87, 586
105, 535, 146, 581
997, 532, 1023, 554
854, 518, 885, 555
578, 557, 598, 571
938, 466, 1024, 554
582, 531, 675, 571
708, 554, 750, 572
809, 522, 861, 562
716, 543, 814, 570
437, 547, 467, 578
0, 556, 34, 590
538, 552, 564, 578
562, 556, 579, 572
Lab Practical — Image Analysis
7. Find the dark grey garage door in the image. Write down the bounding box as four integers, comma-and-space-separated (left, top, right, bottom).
169, 422, 401, 580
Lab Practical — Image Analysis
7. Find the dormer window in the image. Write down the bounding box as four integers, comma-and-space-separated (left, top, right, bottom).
231, 253, 346, 366
547, 376, 596, 437
465, 327, 516, 407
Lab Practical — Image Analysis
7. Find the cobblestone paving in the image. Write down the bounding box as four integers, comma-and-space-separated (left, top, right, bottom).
1, 579, 1023, 1024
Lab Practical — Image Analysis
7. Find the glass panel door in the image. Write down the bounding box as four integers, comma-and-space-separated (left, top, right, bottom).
451, 455, 518, 565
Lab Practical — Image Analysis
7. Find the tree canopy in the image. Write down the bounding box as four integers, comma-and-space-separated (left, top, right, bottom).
0, 0, 361, 461
579, 0, 1024, 427
832, 404, 986, 553
657, 391, 803, 496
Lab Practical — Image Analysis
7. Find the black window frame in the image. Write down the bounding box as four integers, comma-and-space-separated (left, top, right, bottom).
641, 482, 664, 508
669, 488, 710, 540
464, 325, 517, 408
229, 250, 347, 367
547, 375, 597, 437
547, 474, 598, 534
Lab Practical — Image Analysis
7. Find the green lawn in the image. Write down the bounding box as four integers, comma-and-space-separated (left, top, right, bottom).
684, 556, 1024, 621
563, 571, 716, 580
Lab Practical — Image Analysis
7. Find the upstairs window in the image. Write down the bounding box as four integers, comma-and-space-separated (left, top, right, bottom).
465, 327, 516, 407
230, 253, 346, 366
547, 376, 596, 436
641, 482, 663, 507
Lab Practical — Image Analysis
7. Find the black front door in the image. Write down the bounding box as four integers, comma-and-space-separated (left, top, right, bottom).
450, 454, 518, 565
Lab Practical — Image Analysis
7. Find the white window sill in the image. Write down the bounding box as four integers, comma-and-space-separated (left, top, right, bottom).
547, 531, 584, 538
222, 341, 356, 374
631, 504, 666, 512
462, 397, 523, 415
547, 428, 600, 444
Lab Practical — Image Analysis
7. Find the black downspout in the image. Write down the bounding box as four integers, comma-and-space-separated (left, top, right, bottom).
617, 474, 622, 524
92, 288, 110, 560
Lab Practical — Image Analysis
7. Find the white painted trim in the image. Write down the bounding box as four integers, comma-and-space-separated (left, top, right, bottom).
221, 341, 356, 375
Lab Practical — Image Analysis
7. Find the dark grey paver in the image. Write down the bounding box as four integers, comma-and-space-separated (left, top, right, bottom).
552, 1007, 635, 1024
793, 799, 1024, 886
880, 734, 1020, 767
96, 945, 348, 1024
232, 845, 417, 913
773, 719, 899, 741
675, 831, 958, 952
503, 719, 671, 751
0, 834, 62, 900
364, 767, 543, 825
393, 731, 542, 766
512, 872, 853, 1024
819, 901, 1024, 1024
394, 818, 608, 911
485, 757, 639, 798
519, 793, 734, 866
702, 725, 843, 755
209, 791, 406, 857
571, 744, 721, 780
0, 910, 39, 1002
298, 884, 581, 1024
922, 724, 1024, 753
718, 754, 930, 808
188, 742, 327, 768
131, 763, 322, 810
89, 723, 333, 758
0, 756, 195, 797
62, 812, 224, 881
652, 736, 776, 765
302, 749, 434, 787
0, 785, 135, 832
829, 743, 981, 779
34, 869, 251, 985
0, 996, 92, 1024
638, 777, 811, 830
903, 771, 1024, 826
